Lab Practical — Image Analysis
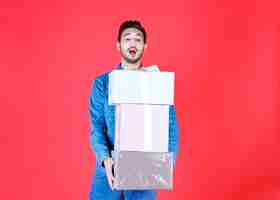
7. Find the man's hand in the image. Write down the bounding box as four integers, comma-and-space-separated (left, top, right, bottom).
103, 157, 114, 190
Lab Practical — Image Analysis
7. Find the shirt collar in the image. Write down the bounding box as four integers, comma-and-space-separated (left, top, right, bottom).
116, 63, 144, 70
117, 63, 122, 69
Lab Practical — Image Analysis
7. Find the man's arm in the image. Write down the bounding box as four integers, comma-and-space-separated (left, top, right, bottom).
169, 105, 179, 165
89, 77, 110, 167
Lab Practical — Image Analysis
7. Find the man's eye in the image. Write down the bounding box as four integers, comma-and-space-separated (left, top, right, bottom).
125, 38, 131, 41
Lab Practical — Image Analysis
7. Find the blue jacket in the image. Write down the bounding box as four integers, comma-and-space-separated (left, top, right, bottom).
89, 65, 179, 175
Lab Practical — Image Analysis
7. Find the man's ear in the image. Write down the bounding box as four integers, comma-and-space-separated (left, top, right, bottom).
116, 42, 120, 51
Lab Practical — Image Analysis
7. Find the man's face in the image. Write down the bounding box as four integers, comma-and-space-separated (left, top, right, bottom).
117, 28, 146, 64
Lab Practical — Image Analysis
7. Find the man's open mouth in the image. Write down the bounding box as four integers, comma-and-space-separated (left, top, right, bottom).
129, 48, 137, 56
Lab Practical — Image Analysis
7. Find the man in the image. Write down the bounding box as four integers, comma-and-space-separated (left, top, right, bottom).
89, 20, 179, 200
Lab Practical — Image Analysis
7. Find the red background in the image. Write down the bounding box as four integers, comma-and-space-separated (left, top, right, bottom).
1, 0, 280, 199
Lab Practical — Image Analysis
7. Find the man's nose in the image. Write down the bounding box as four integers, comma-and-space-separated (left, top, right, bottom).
129, 39, 137, 46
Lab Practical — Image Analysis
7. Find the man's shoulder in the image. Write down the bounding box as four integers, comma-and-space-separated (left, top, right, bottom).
91, 69, 115, 88
94, 71, 110, 82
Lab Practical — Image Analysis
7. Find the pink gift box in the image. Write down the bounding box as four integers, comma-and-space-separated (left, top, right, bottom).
114, 104, 169, 152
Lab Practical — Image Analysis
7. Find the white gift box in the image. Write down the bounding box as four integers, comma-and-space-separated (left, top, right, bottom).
114, 104, 169, 152
109, 70, 174, 105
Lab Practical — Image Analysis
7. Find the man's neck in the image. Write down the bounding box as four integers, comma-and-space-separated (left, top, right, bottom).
121, 59, 142, 70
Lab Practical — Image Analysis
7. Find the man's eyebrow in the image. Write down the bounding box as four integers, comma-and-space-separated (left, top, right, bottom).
123, 33, 132, 37
122, 32, 142, 37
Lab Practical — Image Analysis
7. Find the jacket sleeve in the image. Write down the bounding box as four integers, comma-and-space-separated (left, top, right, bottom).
89, 77, 110, 167
169, 105, 179, 166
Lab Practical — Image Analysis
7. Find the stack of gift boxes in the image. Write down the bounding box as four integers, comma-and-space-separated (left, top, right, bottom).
108, 67, 175, 190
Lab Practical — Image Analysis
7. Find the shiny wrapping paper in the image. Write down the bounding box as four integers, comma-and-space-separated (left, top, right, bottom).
113, 151, 173, 190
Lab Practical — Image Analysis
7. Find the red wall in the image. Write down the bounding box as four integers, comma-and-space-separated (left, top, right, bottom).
1, 0, 280, 199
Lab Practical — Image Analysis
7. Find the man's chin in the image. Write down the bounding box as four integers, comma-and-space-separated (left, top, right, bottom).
124, 57, 141, 64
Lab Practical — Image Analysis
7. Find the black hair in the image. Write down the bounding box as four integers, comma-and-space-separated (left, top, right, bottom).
117, 20, 147, 44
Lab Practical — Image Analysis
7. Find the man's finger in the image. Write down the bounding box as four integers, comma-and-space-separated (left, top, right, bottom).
105, 164, 114, 190
108, 171, 114, 190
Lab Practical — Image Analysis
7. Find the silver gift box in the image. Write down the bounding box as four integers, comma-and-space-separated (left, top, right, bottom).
112, 151, 173, 190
